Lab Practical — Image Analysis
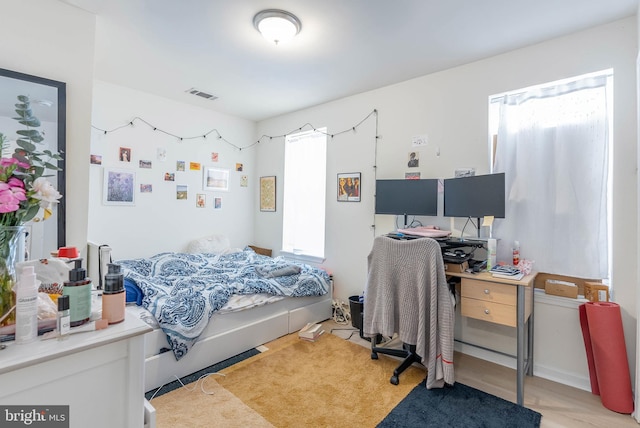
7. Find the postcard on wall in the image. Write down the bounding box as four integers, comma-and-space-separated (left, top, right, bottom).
140, 184, 153, 193
190, 162, 201, 171
176, 185, 188, 200
236, 163, 243, 172
405, 172, 420, 180
211, 152, 219, 162
455, 168, 475, 177
203, 167, 229, 191
176, 161, 185, 171
90, 154, 102, 165
139, 160, 152, 169
103, 168, 135, 206
164, 172, 175, 181
119, 147, 132, 163
214, 197, 222, 209
157, 147, 167, 161
337, 172, 360, 202
240, 175, 248, 187
196, 193, 206, 208
260, 176, 276, 211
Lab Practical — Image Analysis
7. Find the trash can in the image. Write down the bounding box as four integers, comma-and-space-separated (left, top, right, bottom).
348, 295, 363, 330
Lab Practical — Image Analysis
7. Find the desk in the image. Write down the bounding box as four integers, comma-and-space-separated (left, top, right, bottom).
446, 270, 535, 406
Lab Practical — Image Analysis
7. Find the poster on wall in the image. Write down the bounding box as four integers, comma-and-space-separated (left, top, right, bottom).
196, 193, 206, 207
203, 167, 229, 191
260, 176, 276, 212
103, 168, 135, 206
337, 172, 360, 202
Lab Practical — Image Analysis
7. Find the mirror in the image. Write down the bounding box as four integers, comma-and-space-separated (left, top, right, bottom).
0, 68, 66, 259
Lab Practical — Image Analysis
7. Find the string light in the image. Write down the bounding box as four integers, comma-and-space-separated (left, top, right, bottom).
91, 110, 377, 151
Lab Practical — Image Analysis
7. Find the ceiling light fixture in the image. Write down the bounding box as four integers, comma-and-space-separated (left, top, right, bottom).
253, 9, 301, 45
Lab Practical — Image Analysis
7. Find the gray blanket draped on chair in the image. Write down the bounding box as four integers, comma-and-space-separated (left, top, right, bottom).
363, 235, 455, 389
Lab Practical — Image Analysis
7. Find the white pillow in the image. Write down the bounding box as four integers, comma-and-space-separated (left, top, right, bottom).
186, 234, 231, 254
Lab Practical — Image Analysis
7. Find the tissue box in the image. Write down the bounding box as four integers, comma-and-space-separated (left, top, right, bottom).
545, 279, 578, 298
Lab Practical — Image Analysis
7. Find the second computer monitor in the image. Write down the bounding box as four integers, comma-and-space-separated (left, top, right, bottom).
443, 173, 505, 219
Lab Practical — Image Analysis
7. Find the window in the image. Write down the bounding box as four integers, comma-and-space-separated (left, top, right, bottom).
489, 70, 612, 280
281, 128, 327, 260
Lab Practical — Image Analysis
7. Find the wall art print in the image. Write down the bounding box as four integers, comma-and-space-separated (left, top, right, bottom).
260, 176, 276, 212
103, 168, 135, 206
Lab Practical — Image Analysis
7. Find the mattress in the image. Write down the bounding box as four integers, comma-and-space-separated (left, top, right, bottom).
127, 293, 284, 330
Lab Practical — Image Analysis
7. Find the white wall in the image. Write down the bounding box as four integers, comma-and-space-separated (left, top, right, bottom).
1, 0, 95, 253
87, 81, 256, 260
255, 18, 638, 389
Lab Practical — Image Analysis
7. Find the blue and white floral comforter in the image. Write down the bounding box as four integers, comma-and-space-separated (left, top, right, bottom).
118, 248, 330, 360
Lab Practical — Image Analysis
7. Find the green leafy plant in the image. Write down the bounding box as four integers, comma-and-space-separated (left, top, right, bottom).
0, 95, 63, 225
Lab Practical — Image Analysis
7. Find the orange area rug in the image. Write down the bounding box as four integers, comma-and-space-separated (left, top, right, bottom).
151, 332, 425, 427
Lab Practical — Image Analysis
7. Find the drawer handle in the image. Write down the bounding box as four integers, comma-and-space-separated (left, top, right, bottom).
484, 309, 490, 314
484, 289, 490, 295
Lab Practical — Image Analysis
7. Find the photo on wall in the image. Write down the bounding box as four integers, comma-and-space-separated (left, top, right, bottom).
119, 147, 132, 162
337, 172, 361, 202
196, 193, 206, 208
176, 161, 185, 171
176, 185, 188, 200
214, 197, 222, 209
103, 168, 135, 206
203, 167, 229, 191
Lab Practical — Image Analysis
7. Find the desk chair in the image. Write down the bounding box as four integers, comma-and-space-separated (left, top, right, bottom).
362, 235, 455, 389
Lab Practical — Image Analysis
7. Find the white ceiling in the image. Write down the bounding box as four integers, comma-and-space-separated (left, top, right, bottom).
61, 0, 638, 122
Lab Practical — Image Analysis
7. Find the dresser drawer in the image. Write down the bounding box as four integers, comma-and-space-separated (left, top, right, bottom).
461, 297, 517, 327
461, 278, 516, 305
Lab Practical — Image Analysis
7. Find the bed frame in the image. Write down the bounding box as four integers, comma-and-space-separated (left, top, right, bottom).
134, 293, 332, 392
87, 241, 333, 392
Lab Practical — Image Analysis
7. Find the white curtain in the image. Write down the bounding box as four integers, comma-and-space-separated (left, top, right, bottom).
492, 73, 610, 278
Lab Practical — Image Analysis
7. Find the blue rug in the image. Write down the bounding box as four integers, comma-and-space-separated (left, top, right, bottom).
378, 380, 542, 428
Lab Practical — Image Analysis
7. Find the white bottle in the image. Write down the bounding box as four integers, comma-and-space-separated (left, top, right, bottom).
487, 238, 497, 271
15, 266, 39, 344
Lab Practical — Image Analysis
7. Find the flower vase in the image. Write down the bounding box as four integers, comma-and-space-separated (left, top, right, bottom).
0, 226, 27, 327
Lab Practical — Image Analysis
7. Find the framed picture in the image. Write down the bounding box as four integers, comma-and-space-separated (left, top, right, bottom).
103, 168, 135, 206
260, 176, 276, 212
337, 172, 361, 202
203, 167, 229, 191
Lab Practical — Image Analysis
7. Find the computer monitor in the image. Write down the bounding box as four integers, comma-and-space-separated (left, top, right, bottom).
443, 173, 505, 219
375, 179, 438, 227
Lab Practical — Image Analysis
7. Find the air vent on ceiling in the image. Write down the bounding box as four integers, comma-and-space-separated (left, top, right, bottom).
185, 87, 218, 101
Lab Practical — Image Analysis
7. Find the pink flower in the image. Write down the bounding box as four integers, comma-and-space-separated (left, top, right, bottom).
0, 186, 21, 213
0, 157, 29, 169
7, 177, 24, 189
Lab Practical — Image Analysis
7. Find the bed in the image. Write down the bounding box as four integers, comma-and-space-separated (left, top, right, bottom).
102, 242, 332, 393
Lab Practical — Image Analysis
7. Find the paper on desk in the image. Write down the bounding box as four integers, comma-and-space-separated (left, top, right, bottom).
482, 216, 494, 227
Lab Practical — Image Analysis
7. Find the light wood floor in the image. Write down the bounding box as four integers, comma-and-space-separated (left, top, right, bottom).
322, 319, 638, 427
